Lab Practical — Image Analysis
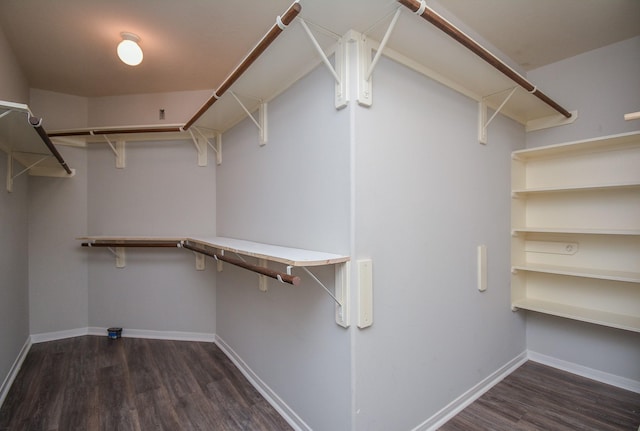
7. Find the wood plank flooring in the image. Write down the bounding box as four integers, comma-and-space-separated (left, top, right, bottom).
440, 361, 640, 431
0, 336, 292, 431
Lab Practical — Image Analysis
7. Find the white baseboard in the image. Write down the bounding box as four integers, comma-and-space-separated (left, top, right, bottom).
30, 327, 215, 344
87, 327, 215, 343
0, 336, 32, 409
411, 351, 529, 431
527, 350, 640, 394
30, 327, 89, 343
214, 335, 311, 431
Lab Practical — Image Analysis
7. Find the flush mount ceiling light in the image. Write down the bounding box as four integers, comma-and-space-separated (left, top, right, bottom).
117, 32, 143, 66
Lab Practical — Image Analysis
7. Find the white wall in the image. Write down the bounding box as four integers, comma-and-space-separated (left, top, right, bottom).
88, 90, 210, 127
28, 147, 89, 334
86, 138, 217, 334
352, 56, 526, 430
525, 37, 640, 381
0, 24, 28, 103
0, 151, 29, 396
0, 22, 30, 397
216, 65, 352, 430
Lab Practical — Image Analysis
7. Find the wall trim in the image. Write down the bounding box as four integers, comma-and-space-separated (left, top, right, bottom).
87, 327, 215, 343
527, 350, 640, 394
30, 327, 89, 343
411, 351, 528, 431
31, 326, 215, 344
214, 335, 311, 431
0, 336, 32, 409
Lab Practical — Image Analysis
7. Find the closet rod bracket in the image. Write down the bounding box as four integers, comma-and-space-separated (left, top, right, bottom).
299, 262, 350, 328
229, 92, 267, 146
478, 87, 518, 144
299, 18, 348, 109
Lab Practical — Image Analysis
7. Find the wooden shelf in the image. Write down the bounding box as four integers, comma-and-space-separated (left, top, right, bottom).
187, 236, 349, 267
512, 264, 640, 284
512, 298, 640, 333
512, 181, 640, 195
511, 132, 640, 332
80, 235, 349, 268
0, 101, 75, 190
512, 227, 640, 236
512, 131, 640, 160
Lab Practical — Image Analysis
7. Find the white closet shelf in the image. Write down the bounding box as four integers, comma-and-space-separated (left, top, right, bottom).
512, 298, 640, 333
512, 131, 640, 160
187, 236, 349, 267
79, 235, 351, 327
512, 227, 640, 236
1, 101, 75, 190
79, 236, 350, 267
512, 182, 640, 195
512, 264, 640, 284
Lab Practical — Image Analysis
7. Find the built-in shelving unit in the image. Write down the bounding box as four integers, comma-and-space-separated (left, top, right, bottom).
511, 131, 640, 332
79, 235, 351, 327
0, 101, 75, 191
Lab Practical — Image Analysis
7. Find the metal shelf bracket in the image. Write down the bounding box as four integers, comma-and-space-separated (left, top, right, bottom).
295, 262, 350, 327
478, 86, 518, 144
299, 18, 348, 109
229, 92, 268, 146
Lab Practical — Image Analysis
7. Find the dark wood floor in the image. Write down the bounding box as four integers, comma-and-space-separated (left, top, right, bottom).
440, 361, 640, 431
0, 336, 292, 431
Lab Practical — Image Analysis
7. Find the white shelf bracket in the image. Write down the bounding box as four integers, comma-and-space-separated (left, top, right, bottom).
191, 127, 222, 165
300, 263, 350, 328
229, 92, 268, 146
104, 246, 125, 268
365, 8, 401, 82
479, 86, 518, 144
299, 18, 348, 109
104, 136, 126, 168
358, 9, 401, 106
216, 249, 224, 272
257, 259, 269, 292
6, 152, 13, 193
187, 129, 208, 166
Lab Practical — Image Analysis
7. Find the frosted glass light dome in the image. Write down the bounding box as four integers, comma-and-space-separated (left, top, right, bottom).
117, 32, 143, 66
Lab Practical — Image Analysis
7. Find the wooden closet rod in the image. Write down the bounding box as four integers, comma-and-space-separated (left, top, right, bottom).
28, 115, 73, 174
183, 1, 302, 129
48, 2, 302, 139
397, 0, 572, 119
181, 242, 301, 286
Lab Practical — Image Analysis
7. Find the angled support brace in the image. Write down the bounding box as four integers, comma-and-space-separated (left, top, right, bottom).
191, 127, 222, 165
299, 18, 348, 109
297, 262, 350, 328
6, 152, 50, 192
104, 136, 125, 168
478, 87, 518, 145
229, 92, 268, 146
358, 9, 401, 106
365, 8, 402, 81
187, 129, 208, 166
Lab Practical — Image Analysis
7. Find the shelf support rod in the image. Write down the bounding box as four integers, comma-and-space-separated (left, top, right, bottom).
299, 18, 341, 85
180, 242, 301, 285
187, 128, 208, 166
103, 136, 126, 168
192, 127, 222, 165
0, 109, 13, 121
183, 2, 301, 130
299, 266, 342, 306
229, 92, 268, 146
479, 86, 518, 144
366, 8, 402, 80
397, 0, 572, 119
10, 154, 50, 180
